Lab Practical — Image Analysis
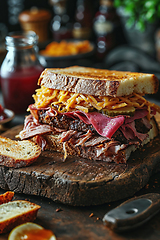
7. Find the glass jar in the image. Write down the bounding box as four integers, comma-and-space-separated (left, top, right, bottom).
0, 31, 44, 114
19, 8, 51, 43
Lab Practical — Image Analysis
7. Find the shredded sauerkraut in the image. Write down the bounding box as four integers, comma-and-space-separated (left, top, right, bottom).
32, 86, 160, 117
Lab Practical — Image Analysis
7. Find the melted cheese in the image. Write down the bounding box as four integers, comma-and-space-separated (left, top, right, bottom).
32, 86, 160, 116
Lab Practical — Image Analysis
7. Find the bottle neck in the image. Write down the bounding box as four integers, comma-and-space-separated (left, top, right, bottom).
5, 31, 38, 51
3, 31, 40, 68
51, 0, 67, 15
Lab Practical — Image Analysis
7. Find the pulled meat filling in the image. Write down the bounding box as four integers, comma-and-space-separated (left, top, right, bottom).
38, 110, 96, 133
18, 107, 155, 163
38, 110, 151, 145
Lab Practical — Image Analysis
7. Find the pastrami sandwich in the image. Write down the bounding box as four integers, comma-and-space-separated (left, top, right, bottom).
19, 66, 160, 164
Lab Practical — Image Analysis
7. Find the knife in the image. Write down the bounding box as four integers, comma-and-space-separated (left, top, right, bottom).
103, 193, 160, 232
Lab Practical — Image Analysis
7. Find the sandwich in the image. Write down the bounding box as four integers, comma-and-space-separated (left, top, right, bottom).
18, 66, 160, 164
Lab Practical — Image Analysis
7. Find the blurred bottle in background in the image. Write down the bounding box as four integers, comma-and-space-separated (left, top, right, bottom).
72, 0, 93, 40
50, 0, 72, 41
155, 29, 160, 63
0, 31, 44, 113
93, 0, 120, 61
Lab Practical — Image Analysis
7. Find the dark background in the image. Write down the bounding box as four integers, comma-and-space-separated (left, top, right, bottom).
0, 0, 99, 33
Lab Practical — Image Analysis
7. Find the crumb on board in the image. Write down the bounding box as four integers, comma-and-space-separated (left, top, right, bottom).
56, 208, 62, 212
89, 213, 94, 218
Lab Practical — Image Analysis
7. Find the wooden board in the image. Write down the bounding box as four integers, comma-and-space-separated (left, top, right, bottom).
0, 122, 160, 206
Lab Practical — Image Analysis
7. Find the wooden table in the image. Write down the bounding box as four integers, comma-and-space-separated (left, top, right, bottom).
1, 173, 160, 240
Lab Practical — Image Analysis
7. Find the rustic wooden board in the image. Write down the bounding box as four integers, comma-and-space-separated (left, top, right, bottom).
0, 119, 160, 207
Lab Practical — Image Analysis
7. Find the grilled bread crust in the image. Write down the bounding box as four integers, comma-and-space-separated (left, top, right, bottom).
38, 66, 159, 97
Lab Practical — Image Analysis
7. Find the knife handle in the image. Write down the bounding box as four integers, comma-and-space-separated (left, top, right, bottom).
103, 193, 160, 232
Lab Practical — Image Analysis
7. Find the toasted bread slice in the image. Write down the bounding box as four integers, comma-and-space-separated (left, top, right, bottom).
34, 117, 159, 164
38, 66, 159, 97
0, 191, 14, 205
0, 136, 41, 168
0, 200, 40, 234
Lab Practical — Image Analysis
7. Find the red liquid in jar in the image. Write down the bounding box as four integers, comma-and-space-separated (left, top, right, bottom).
0, 65, 44, 114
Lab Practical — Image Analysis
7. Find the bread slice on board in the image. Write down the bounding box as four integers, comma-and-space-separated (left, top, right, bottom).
0, 200, 40, 234
0, 136, 41, 168
38, 66, 159, 97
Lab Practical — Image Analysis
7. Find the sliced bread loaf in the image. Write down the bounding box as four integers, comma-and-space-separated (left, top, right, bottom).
0, 200, 40, 234
0, 136, 41, 168
38, 66, 159, 97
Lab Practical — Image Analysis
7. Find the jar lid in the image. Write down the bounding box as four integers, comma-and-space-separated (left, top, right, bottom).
19, 7, 51, 22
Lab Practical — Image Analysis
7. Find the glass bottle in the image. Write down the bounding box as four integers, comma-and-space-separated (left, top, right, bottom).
73, 0, 93, 40
93, 0, 120, 61
0, 31, 44, 114
50, 0, 72, 40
